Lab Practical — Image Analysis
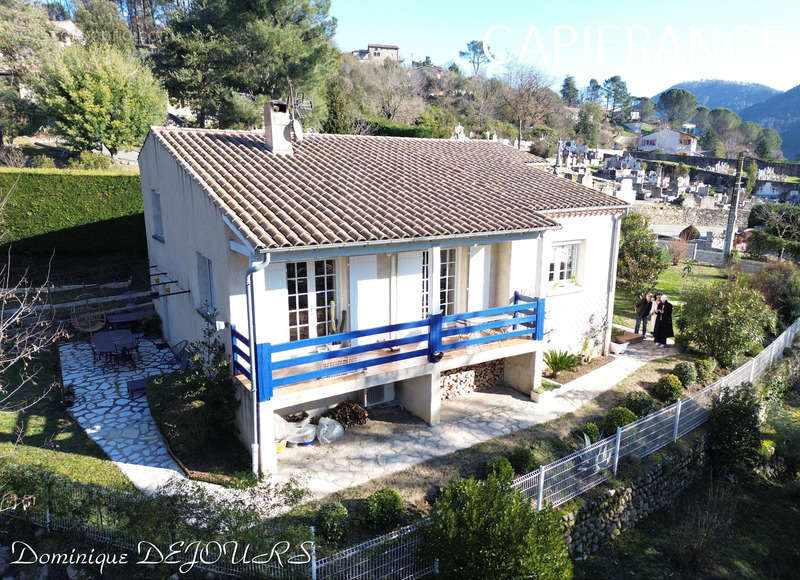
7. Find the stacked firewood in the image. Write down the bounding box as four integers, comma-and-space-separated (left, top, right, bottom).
440, 360, 504, 400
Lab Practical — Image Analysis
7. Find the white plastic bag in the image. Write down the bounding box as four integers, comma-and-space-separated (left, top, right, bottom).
286, 420, 316, 445
273, 414, 291, 441
316, 417, 345, 445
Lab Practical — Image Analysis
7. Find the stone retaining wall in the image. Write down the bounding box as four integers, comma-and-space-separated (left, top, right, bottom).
440, 360, 504, 400
632, 203, 749, 229
561, 436, 708, 558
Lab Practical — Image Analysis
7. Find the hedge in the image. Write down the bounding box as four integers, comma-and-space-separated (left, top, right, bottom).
0, 168, 145, 256
360, 117, 435, 138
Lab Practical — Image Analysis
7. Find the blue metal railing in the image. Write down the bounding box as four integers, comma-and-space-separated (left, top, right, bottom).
231, 325, 251, 379
235, 296, 545, 402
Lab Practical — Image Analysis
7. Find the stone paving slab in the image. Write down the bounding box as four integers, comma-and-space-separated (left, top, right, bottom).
276, 341, 675, 501
59, 340, 184, 491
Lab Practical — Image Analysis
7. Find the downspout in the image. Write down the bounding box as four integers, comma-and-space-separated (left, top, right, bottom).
603, 211, 626, 355
246, 253, 271, 476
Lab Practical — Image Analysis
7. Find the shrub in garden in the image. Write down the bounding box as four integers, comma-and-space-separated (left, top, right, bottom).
28, 155, 56, 168
749, 262, 800, 327
694, 358, 716, 383
654, 374, 684, 403
363, 488, 404, 531
325, 400, 368, 429
680, 279, 777, 367
316, 501, 349, 544
422, 475, 572, 580
672, 362, 697, 387
486, 456, 515, 482
68, 150, 113, 170
602, 406, 637, 435
707, 383, 761, 472
582, 421, 601, 442
510, 445, 536, 475
544, 349, 580, 377
621, 391, 656, 417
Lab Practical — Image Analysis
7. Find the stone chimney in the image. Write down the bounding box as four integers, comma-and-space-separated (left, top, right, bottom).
264, 100, 293, 155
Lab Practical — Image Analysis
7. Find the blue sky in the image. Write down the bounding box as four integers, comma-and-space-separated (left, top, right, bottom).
330, 0, 799, 96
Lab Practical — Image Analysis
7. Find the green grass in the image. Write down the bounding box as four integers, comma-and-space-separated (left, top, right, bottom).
0, 348, 134, 490
614, 264, 727, 329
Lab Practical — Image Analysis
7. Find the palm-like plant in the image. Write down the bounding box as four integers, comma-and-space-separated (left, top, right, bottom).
544, 350, 580, 377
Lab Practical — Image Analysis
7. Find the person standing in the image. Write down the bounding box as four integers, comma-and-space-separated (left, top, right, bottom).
650, 293, 662, 340
653, 295, 674, 348
634, 293, 653, 336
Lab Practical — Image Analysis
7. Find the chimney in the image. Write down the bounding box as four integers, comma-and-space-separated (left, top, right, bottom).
264, 100, 293, 155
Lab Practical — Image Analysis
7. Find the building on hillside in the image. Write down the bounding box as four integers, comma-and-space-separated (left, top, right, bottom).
138, 102, 629, 474
351, 43, 400, 63
638, 129, 698, 155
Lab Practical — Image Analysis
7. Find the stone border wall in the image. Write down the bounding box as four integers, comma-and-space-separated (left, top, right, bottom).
440, 360, 504, 400
561, 436, 708, 558
632, 203, 749, 229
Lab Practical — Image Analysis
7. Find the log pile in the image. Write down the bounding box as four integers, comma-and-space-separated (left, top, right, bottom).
440, 360, 504, 400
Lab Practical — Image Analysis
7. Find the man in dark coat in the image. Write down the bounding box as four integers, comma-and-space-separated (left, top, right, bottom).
653, 295, 674, 347
634, 293, 653, 336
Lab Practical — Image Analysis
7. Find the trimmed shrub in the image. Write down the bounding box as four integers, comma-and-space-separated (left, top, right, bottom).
422, 476, 572, 579
654, 374, 684, 403
672, 362, 698, 387
695, 358, 716, 383
486, 456, 515, 482
621, 391, 656, 417
364, 488, 404, 531
29, 155, 56, 168
316, 501, 349, 544
602, 406, 637, 435
68, 150, 113, 170
510, 446, 536, 475
582, 421, 600, 442
361, 117, 434, 138
708, 383, 761, 472
0, 168, 144, 256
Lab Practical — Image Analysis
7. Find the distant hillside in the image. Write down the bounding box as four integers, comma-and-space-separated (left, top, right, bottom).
655, 80, 780, 113
742, 84, 800, 161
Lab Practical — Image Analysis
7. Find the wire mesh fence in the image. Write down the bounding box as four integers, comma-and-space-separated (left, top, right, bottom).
513, 317, 800, 510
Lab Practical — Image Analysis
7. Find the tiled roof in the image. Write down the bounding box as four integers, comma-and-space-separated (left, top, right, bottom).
148, 128, 627, 250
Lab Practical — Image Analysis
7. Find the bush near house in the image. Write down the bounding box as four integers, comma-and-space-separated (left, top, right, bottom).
654, 374, 684, 403
510, 445, 536, 475
694, 358, 716, 383
0, 168, 144, 256
423, 475, 572, 580
707, 382, 761, 473
582, 422, 601, 442
602, 406, 637, 435
316, 501, 350, 544
544, 349, 581, 377
363, 488, 405, 531
621, 391, 656, 417
672, 362, 697, 387
486, 455, 515, 482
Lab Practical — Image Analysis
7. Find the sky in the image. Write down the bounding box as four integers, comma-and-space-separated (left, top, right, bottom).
329, 0, 799, 96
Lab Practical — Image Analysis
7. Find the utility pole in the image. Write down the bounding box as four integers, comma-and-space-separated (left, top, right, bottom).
723, 151, 746, 256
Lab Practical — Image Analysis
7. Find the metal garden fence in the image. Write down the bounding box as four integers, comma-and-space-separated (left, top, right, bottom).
5, 319, 798, 579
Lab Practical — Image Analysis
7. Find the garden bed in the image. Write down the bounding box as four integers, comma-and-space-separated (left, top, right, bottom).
549, 356, 614, 384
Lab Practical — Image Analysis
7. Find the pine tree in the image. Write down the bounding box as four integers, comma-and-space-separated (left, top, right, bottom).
321, 80, 353, 134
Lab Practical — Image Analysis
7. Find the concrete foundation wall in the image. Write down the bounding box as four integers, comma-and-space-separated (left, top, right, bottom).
396, 371, 441, 425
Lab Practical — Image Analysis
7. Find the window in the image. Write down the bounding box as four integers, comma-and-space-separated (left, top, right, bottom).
151, 191, 164, 241
196, 253, 215, 315
287, 260, 336, 342
421, 251, 430, 318
421, 249, 457, 316
548, 243, 579, 284
440, 248, 457, 315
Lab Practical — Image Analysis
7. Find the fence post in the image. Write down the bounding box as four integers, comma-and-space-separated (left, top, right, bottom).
427, 313, 443, 362
536, 465, 546, 511
673, 399, 682, 442
512, 291, 519, 331
535, 298, 546, 341
613, 427, 622, 475
310, 525, 317, 580
255, 342, 273, 402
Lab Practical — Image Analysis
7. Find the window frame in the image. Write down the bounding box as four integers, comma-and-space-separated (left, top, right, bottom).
548, 242, 581, 287
151, 191, 164, 242
196, 253, 216, 318
286, 259, 337, 342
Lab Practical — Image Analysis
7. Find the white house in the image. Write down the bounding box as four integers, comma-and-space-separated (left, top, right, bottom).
638, 129, 698, 155
138, 102, 628, 475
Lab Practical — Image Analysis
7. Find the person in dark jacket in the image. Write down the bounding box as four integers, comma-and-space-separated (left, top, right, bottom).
634, 293, 653, 336
653, 295, 674, 347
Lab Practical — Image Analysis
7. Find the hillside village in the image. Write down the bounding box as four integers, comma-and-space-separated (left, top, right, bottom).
1, 1, 799, 579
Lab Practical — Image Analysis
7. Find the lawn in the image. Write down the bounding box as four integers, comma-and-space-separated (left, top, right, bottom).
613, 264, 727, 329
0, 348, 134, 490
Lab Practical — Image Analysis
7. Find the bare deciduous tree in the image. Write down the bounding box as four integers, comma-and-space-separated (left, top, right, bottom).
499, 65, 554, 149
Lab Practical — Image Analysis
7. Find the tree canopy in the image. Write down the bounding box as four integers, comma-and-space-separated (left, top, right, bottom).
75, 0, 135, 52
658, 88, 698, 124
37, 45, 166, 155
459, 40, 489, 76
560, 75, 579, 106
617, 213, 669, 299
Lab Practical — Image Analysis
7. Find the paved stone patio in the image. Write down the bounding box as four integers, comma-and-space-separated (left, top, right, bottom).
276, 340, 673, 500
59, 339, 183, 491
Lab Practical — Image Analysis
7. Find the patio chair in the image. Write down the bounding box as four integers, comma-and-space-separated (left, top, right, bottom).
162, 340, 189, 370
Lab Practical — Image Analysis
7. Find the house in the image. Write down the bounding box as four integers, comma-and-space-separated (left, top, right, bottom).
638, 129, 698, 155
138, 102, 629, 474
350, 43, 400, 63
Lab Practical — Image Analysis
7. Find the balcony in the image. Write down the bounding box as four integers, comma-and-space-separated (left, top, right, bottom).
232, 294, 545, 406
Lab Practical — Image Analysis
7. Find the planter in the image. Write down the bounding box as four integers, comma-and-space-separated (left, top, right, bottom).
609, 341, 629, 355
